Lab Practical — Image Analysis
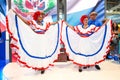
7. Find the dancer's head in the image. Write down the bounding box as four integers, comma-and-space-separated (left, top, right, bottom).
80, 15, 88, 25
33, 11, 45, 21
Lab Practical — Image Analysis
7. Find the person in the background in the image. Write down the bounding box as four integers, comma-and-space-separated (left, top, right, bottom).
88, 12, 102, 27
110, 22, 119, 57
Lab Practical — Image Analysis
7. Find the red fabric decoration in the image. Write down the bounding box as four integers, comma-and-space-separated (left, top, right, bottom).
25, 0, 33, 9
80, 15, 88, 24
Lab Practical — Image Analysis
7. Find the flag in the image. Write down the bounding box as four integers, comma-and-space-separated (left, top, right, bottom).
67, 0, 105, 26
0, 0, 7, 60
12, 0, 57, 22
0, 0, 7, 32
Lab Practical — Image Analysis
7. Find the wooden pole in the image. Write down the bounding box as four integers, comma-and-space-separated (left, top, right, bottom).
8, 0, 12, 62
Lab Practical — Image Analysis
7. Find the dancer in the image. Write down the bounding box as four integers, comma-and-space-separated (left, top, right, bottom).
65, 15, 95, 72
78, 15, 89, 72
12, 10, 58, 74
63, 13, 111, 72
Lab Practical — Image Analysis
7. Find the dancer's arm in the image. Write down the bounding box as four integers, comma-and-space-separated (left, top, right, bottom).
64, 21, 74, 30
102, 18, 109, 26
50, 22, 58, 25
12, 9, 30, 25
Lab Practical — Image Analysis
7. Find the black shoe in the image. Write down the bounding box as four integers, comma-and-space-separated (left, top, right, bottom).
78, 68, 82, 72
95, 65, 100, 70
87, 66, 90, 68
83, 66, 87, 69
41, 70, 45, 74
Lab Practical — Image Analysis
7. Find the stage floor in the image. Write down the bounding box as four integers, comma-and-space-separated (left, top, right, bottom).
3, 60, 120, 80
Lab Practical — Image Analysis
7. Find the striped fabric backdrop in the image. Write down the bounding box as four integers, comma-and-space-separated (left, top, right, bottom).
67, 0, 105, 26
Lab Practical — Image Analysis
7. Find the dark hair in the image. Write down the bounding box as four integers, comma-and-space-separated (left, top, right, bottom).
112, 22, 118, 31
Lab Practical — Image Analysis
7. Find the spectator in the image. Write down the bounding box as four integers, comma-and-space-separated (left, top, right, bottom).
110, 22, 119, 56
